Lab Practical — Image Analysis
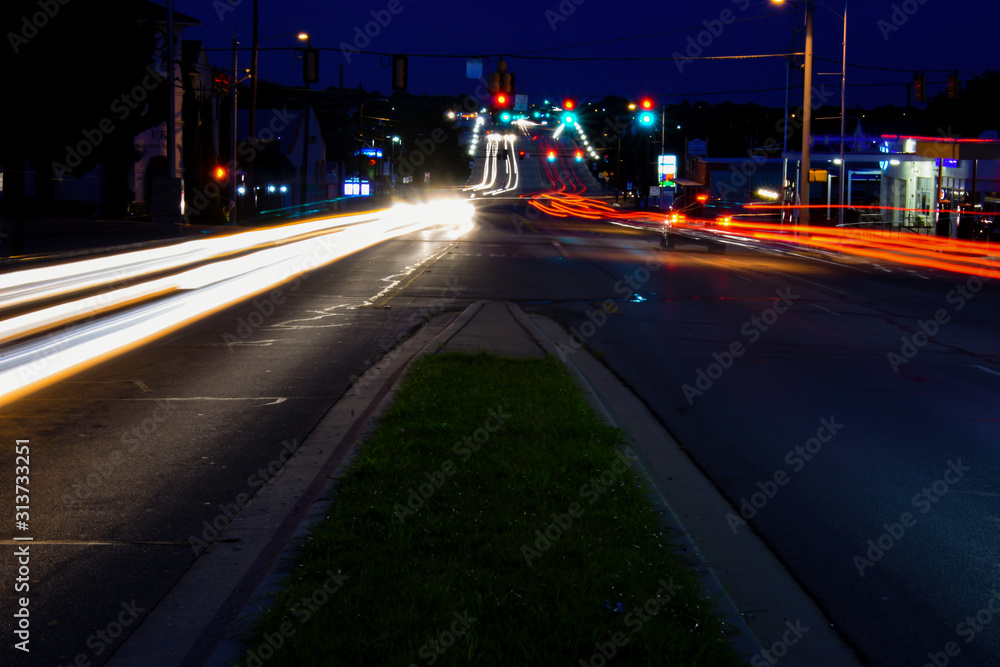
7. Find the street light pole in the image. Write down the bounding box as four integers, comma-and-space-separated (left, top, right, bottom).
838, 0, 847, 227
800, 0, 814, 226
299, 33, 311, 208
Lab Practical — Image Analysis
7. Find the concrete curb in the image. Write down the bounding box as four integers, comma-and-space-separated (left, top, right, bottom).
509, 304, 865, 667
105, 313, 459, 667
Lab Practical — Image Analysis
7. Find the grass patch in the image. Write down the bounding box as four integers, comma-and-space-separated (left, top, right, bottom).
237, 352, 744, 666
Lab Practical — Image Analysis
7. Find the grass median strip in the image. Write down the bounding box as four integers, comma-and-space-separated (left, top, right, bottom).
238, 351, 744, 666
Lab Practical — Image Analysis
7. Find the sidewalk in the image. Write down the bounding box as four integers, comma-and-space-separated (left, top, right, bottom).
107, 301, 864, 667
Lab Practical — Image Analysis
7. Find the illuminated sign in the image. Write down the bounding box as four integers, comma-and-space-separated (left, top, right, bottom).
658, 154, 677, 186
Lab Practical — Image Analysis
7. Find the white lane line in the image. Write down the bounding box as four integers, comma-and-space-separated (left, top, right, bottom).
552, 242, 569, 258
119, 397, 289, 405
811, 304, 840, 316
973, 365, 1000, 378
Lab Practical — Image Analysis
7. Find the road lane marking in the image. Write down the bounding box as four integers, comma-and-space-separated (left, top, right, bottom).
973, 365, 1000, 378
364, 242, 458, 309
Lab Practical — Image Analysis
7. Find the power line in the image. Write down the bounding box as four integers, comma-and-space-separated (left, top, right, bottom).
203, 45, 801, 63
511, 14, 776, 56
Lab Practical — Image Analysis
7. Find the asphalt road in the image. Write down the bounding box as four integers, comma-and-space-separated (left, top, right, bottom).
412, 205, 1000, 667
0, 222, 470, 665
2, 147, 998, 666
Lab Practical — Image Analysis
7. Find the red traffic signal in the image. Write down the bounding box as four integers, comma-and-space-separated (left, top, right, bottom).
495, 93, 510, 108
563, 97, 576, 110
212, 165, 228, 181
640, 97, 654, 110
547, 150, 556, 161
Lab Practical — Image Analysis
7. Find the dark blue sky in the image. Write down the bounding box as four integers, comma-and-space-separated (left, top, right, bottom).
173, 0, 997, 110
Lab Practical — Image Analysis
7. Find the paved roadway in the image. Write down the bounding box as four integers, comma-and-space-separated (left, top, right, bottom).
1, 132, 998, 666
424, 202, 1000, 667
0, 219, 471, 665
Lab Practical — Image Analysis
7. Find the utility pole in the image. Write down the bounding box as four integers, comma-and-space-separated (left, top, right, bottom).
248, 0, 259, 215
838, 0, 847, 227
231, 34, 239, 222
799, 0, 814, 226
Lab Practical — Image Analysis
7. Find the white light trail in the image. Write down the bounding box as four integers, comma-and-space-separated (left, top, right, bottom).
0, 200, 475, 405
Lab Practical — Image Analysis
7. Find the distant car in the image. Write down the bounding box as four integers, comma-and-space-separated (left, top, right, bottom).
660, 194, 739, 253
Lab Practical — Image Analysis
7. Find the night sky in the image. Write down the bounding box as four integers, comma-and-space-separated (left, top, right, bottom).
167, 1, 996, 109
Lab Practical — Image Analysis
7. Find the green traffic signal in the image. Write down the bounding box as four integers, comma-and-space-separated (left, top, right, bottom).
639, 112, 654, 126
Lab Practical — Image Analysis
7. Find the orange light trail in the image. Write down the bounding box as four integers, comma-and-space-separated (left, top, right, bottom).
522, 191, 1000, 278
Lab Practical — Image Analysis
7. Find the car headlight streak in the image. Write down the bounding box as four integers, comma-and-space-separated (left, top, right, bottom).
0, 201, 475, 405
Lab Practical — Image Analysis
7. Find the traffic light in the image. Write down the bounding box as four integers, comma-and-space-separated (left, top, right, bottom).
913, 71, 925, 102
574, 150, 583, 161
547, 150, 556, 161
212, 71, 231, 93
392, 54, 408, 91
563, 97, 576, 111
501, 72, 515, 98
947, 72, 959, 99
640, 97, 654, 110
488, 72, 500, 95
303, 48, 319, 84
563, 113, 576, 125
494, 93, 510, 108
639, 111, 655, 126
212, 165, 229, 182
518, 150, 526, 160
499, 111, 512, 124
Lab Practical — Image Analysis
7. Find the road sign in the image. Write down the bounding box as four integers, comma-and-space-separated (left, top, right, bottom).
514, 94, 528, 111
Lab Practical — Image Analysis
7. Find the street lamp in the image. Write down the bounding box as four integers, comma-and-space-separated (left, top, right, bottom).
773, 0, 847, 226
247, 31, 311, 215
298, 32, 311, 208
